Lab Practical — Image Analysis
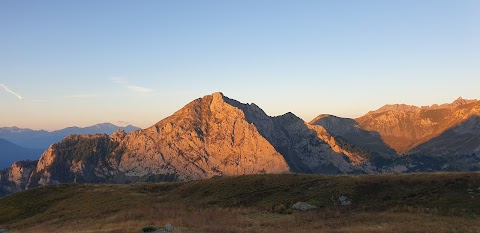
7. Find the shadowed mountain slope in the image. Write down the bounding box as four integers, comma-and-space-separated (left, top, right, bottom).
0, 139, 43, 169
310, 115, 397, 158
408, 115, 480, 157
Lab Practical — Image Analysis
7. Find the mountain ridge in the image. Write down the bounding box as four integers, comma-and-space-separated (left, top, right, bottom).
0, 123, 141, 150
364, 97, 479, 115
0, 138, 43, 169
356, 97, 480, 154
1, 93, 480, 197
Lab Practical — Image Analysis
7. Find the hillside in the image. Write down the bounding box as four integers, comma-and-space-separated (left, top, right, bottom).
1, 173, 480, 233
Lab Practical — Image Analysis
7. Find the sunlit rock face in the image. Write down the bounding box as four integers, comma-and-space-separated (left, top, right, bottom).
24, 93, 290, 189
118, 92, 290, 180
0, 160, 37, 195
356, 97, 480, 154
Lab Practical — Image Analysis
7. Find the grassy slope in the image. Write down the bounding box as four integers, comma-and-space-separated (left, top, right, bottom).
1, 173, 480, 233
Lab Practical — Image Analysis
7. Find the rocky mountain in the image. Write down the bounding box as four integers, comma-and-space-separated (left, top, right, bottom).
26, 93, 292, 188
0, 138, 43, 169
356, 97, 480, 154
1, 93, 480, 197
223, 97, 380, 173
3, 92, 384, 195
0, 123, 140, 150
309, 97, 480, 173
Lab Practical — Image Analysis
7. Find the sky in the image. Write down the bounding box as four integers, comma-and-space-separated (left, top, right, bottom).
1, 1, 479, 131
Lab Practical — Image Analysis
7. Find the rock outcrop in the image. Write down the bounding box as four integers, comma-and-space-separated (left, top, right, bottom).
0, 160, 37, 195
27, 134, 123, 187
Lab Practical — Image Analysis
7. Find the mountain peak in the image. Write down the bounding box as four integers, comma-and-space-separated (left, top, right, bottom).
92, 123, 116, 127
211, 92, 224, 98
210, 92, 226, 106
432, 97, 478, 109
310, 114, 334, 124
368, 104, 419, 115
452, 96, 467, 105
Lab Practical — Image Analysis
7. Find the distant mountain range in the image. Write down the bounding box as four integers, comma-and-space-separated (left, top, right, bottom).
0, 123, 140, 150
0, 139, 43, 169
1, 93, 479, 196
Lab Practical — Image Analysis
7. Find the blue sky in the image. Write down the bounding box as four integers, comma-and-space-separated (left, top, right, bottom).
1, 1, 479, 130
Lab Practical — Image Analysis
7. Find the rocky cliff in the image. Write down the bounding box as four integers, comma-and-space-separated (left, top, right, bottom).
118, 92, 289, 180
27, 134, 122, 187
0, 160, 37, 195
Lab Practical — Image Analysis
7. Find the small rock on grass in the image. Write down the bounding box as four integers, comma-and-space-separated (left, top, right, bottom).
292, 201, 317, 211
164, 224, 174, 231
339, 195, 352, 206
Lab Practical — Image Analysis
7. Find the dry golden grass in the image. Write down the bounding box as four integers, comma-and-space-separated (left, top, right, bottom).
13, 205, 480, 233
2, 173, 480, 232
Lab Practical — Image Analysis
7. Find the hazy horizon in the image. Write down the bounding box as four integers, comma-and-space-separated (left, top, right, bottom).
1, 1, 479, 130
0, 93, 475, 131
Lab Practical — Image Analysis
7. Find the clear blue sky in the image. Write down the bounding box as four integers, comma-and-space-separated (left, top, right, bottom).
1, 1, 479, 130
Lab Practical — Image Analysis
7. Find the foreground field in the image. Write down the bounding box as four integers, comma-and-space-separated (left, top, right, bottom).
1, 173, 480, 233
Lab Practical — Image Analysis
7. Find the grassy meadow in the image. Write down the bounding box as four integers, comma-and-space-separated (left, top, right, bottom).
1, 173, 480, 232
